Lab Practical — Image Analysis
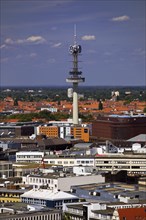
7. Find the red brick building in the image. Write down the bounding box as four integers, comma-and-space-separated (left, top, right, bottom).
92, 115, 146, 140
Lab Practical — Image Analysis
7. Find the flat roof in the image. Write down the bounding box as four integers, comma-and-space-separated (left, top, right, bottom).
109, 114, 146, 118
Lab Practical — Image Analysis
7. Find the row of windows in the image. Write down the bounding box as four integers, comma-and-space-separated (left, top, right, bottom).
11, 213, 61, 220
17, 155, 42, 158
46, 160, 94, 165
68, 208, 83, 215
29, 178, 56, 185
22, 198, 46, 206
95, 160, 146, 164
40, 130, 58, 132
47, 161, 75, 164
77, 160, 93, 164
0, 193, 20, 197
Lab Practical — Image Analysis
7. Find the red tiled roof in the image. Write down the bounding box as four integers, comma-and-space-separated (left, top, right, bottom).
118, 207, 146, 220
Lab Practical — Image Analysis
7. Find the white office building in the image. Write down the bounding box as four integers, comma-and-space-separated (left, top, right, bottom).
16, 151, 44, 163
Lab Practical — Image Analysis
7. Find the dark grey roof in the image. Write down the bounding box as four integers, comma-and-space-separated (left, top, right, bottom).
91, 208, 114, 215
0, 138, 37, 144
38, 137, 68, 146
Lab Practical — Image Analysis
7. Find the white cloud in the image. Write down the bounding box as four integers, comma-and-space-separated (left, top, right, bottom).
0, 44, 6, 49
16, 39, 26, 44
52, 42, 62, 48
4, 36, 47, 46
111, 15, 130, 22
5, 38, 14, 44
81, 35, 96, 41
26, 36, 46, 44
30, 53, 37, 58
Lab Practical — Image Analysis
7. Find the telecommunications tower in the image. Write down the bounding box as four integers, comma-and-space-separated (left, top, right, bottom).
66, 25, 85, 125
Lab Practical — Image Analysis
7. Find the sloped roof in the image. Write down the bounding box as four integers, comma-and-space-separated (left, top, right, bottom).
127, 134, 146, 142
118, 207, 146, 220
73, 142, 95, 149
21, 189, 78, 201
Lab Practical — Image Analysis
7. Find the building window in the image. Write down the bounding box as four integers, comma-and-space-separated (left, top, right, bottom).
84, 129, 88, 133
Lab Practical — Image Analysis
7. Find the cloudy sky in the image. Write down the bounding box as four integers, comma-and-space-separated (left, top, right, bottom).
0, 0, 145, 87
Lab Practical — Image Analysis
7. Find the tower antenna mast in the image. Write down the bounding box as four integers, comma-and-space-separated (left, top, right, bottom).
74, 24, 77, 45
66, 26, 85, 125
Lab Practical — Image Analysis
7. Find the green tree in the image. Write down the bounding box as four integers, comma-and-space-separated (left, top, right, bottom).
38, 110, 51, 119
14, 98, 18, 106
98, 100, 103, 110
63, 213, 71, 220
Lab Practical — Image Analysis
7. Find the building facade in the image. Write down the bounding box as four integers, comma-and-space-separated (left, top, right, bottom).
39, 126, 58, 138
0, 188, 26, 203
22, 174, 105, 192
92, 115, 146, 140
21, 188, 79, 209
16, 151, 44, 163
43, 154, 146, 175
71, 126, 89, 142
0, 208, 62, 220
0, 125, 35, 138
38, 124, 89, 142
0, 161, 13, 178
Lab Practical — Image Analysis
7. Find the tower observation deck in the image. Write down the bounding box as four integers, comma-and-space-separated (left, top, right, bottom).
66, 26, 85, 125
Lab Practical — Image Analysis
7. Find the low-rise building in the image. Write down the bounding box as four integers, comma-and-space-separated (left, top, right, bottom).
0, 203, 62, 220
63, 201, 146, 220
16, 151, 44, 163
0, 187, 27, 203
70, 182, 146, 203
43, 153, 146, 175
21, 188, 79, 209
112, 207, 146, 220
22, 173, 105, 191
38, 120, 90, 142
15, 151, 146, 175
0, 161, 13, 178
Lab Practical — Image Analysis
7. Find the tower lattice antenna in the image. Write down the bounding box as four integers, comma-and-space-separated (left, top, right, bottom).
74, 24, 77, 45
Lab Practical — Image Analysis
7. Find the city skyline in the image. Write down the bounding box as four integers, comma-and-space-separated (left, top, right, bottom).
0, 0, 145, 87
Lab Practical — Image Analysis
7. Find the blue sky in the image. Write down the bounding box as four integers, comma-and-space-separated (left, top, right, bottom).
0, 0, 145, 87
